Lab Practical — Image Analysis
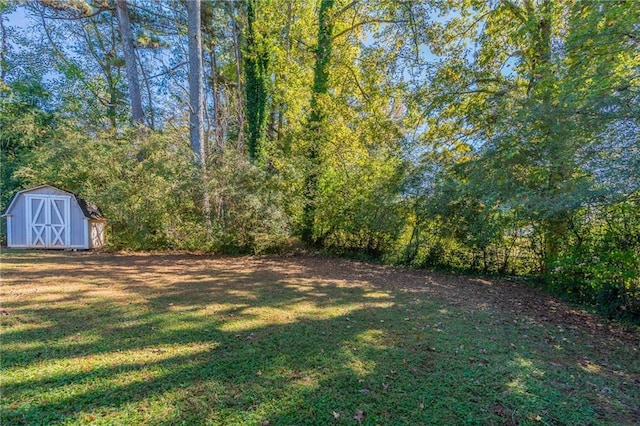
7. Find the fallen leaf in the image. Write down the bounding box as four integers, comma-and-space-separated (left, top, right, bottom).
331, 410, 340, 419
360, 388, 369, 394
353, 410, 365, 421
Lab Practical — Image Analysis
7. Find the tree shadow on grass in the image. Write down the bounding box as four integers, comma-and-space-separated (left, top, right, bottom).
2, 252, 639, 425
2, 254, 405, 424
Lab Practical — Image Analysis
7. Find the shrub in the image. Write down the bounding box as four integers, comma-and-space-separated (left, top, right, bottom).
548, 202, 640, 323
14, 126, 291, 253
206, 150, 291, 254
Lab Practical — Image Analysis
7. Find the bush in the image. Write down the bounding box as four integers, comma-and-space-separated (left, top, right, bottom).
16, 126, 200, 250
206, 150, 291, 254
312, 149, 406, 258
550, 247, 639, 322
548, 202, 640, 323
14, 126, 291, 253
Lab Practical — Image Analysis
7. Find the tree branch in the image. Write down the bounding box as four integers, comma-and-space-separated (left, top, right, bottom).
500, 0, 526, 23
147, 61, 188, 80
336, 0, 359, 18
332, 19, 408, 40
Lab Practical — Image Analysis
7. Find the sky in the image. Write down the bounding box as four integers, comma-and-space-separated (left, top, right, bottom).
6, 5, 29, 29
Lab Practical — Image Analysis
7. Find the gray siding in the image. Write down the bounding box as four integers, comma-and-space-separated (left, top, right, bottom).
8, 194, 27, 246
69, 200, 87, 247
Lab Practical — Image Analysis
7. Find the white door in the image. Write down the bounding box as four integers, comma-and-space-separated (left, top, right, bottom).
26, 195, 70, 248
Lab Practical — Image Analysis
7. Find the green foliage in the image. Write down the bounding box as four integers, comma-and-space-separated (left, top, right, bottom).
549, 201, 640, 323
206, 150, 291, 254
299, 0, 335, 245
15, 126, 201, 250
0, 81, 55, 214
401, 0, 640, 320
316, 154, 405, 258
551, 247, 639, 323
12, 125, 289, 254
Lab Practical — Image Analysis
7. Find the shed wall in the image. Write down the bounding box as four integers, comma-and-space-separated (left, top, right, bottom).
69, 200, 88, 248
89, 221, 106, 248
8, 195, 27, 246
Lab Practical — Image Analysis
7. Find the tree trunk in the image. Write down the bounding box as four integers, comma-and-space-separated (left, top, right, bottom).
187, 0, 211, 226
534, 1, 568, 271
201, 0, 223, 151
301, 0, 335, 245
0, 10, 7, 84
188, 0, 205, 162
274, 0, 294, 143
137, 54, 155, 129
227, 1, 245, 153
244, 0, 269, 162
209, 46, 224, 151
115, 0, 144, 126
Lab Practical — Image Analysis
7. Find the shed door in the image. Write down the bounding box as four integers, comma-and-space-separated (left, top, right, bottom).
26, 195, 70, 248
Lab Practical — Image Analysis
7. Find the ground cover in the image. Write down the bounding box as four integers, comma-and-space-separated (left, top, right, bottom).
1, 251, 638, 425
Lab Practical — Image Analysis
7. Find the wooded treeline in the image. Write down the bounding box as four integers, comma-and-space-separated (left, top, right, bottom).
1, 0, 638, 321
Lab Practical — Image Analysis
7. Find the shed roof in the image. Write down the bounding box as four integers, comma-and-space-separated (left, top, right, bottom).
2, 185, 105, 219
76, 197, 104, 219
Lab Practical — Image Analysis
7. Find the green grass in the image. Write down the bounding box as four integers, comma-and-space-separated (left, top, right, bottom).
1, 251, 638, 425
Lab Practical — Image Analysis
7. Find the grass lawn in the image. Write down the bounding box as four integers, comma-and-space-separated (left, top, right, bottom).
1, 251, 638, 425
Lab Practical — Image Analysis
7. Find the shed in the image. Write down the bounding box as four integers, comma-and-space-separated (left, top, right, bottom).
2, 185, 106, 249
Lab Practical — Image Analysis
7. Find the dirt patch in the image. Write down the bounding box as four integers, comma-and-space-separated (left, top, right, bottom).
4, 251, 635, 346
272, 255, 640, 346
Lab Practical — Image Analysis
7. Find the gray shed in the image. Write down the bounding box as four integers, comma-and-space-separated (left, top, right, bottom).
2, 185, 106, 249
